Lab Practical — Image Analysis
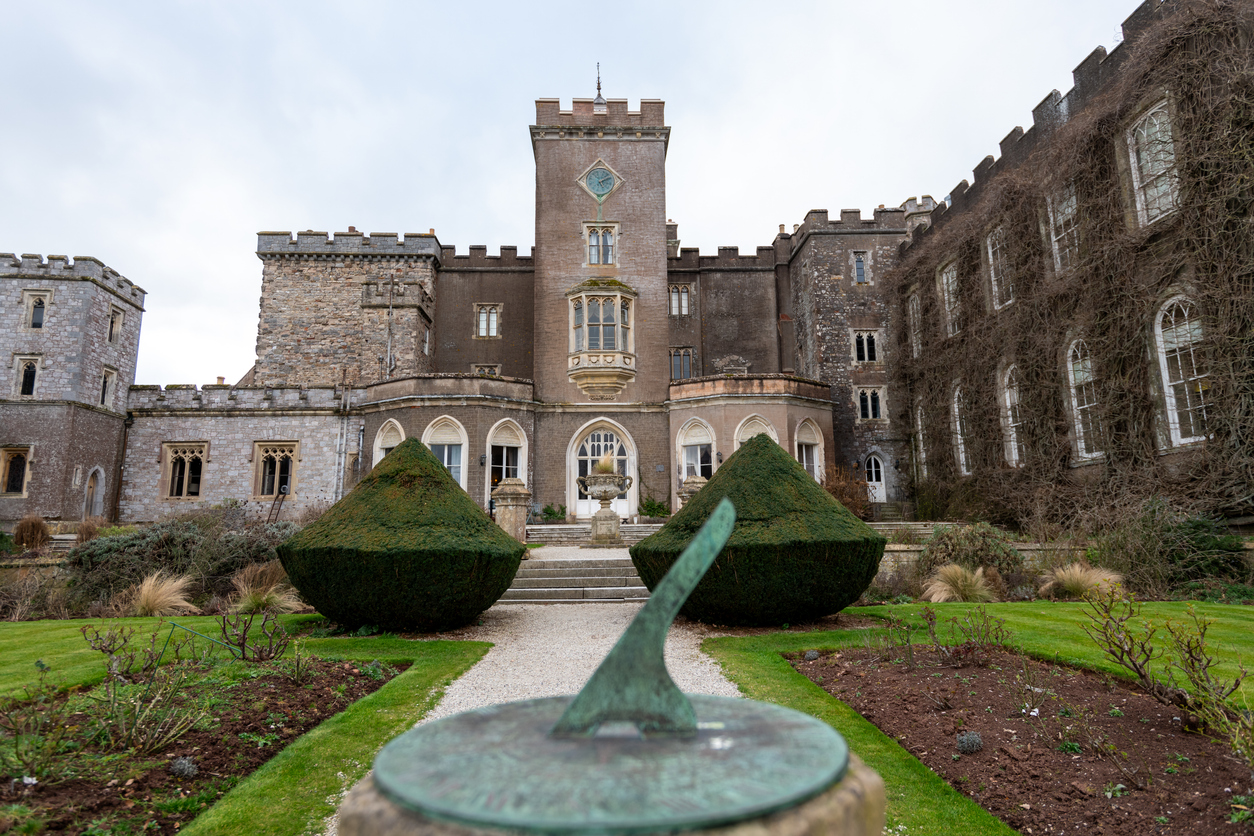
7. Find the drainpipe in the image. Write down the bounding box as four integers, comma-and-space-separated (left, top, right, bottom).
111, 412, 134, 523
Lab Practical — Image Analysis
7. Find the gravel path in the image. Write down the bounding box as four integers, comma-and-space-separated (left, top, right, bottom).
323, 551, 740, 834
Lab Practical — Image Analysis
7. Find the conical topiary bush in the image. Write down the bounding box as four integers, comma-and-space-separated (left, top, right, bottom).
630, 432, 884, 626
277, 437, 524, 631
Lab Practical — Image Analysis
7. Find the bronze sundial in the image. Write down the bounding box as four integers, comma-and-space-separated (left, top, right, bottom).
373, 499, 849, 834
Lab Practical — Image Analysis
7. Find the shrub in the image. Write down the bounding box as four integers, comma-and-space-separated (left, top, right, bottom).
278, 438, 524, 631
630, 433, 885, 626
921, 564, 996, 603
64, 508, 299, 612
128, 572, 196, 617
916, 522, 1023, 582
77, 516, 107, 545
13, 515, 50, 550
1039, 562, 1123, 599
1086, 499, 1248, 596
638, 495, 670, 519
0, 531, 17, 555
230, 560, 300, 614
823, 465, 870, 521
541, 503, 567, 522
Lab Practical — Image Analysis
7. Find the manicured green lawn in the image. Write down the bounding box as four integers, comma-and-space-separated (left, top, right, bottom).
0, 616, 489, 836
704, 601, 1254, 836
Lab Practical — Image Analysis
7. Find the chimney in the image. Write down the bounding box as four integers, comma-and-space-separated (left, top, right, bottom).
216, 376, 225, 385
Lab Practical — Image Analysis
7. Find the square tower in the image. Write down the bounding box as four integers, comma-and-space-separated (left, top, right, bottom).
530, 98, 670, 404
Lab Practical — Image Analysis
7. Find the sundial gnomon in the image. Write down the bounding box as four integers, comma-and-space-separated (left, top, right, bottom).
374, 499, 849, 833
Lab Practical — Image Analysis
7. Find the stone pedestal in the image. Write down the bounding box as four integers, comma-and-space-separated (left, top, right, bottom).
677, 475, 707, 508
338, 754, 885, 836
589, 505, 622, 543
490, 478, 530, 547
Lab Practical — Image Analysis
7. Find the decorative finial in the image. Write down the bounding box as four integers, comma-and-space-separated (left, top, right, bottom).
594, 63, 607, 112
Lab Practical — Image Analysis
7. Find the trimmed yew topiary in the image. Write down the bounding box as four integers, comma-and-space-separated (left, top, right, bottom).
630, 433, 885, 626
277, 438, 524, 631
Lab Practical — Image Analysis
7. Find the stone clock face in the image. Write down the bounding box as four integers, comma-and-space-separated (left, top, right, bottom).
586, 168, 615, 196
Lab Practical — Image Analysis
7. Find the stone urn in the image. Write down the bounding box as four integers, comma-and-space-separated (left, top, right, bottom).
677, 474, 707, 509
576, 471, 633, 545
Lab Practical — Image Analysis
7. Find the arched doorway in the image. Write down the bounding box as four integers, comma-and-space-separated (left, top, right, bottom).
865, 454, 885, 503
571, 426, 632, 519
83, 469, 104, 519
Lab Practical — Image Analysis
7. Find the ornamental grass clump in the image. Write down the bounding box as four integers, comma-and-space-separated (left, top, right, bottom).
277, 438, 524, 631
1039, 561, 1123, 599
920, 564, 996, 603
128, 572, 196, 617
230, 560, 301, 614
630, 433, 885, 626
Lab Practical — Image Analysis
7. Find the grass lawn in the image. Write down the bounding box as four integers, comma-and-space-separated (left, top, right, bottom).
0, 616, 489, 836
704, 601, 1254, 836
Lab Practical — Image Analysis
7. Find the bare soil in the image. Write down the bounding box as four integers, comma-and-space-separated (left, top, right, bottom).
1, 657, 403, 834
793, 646, 1250, 835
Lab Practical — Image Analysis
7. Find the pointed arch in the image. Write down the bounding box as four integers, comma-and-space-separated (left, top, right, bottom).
486, 418, 529, 507
421, 416, 469, 490
676, 417, 716, 483
1155, 295, 1209, 445
565, 417, 638, 520
83, 467, 106, 519
734, 414, 778, 449
372, 419, 406, 468
794, 418, 824, 481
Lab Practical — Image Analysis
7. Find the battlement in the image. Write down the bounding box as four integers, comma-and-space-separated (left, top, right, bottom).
256, 230, 443, 262
668, 245, 776, 272
126, 384, 368, 412
438, 245, 536, 271
902, 0, 1170, 253
1, 253, 146, 307
533, 97, 666, 128
791, 207, 909, 243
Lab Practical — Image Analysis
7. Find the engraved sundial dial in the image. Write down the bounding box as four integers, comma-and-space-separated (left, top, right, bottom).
373, 499, 850, 834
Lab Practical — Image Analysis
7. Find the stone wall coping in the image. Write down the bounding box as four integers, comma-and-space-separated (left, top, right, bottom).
125, 384, 368, 411
256, 231, 443, 262
668, 374, 831, 402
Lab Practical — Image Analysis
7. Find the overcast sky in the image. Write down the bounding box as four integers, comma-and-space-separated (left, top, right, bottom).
2, 0, 1145, 386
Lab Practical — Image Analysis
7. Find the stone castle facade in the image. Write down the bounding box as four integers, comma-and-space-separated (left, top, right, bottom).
9, 0, 1233, 530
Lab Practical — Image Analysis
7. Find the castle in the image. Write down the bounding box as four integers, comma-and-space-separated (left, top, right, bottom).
3, 0, 1249, 530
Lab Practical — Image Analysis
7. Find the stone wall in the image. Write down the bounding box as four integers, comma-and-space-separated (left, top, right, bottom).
120, 384, 367, 523
253, 232, 439, 388
787, 209, 912, 500
435, 246, 535, 379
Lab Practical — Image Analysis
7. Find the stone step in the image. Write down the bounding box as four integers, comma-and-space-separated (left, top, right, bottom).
515, 565, 637, 579
510, 575, 645, 589
523, 556, 636, 571
525, 523, 663, 546
499, 585, 649, 602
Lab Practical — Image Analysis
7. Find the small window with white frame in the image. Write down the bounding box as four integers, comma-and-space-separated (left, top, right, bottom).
107, 306, 124, 344
22, 291, 50, 330
474, 304, 500, 338
254, 442, 297, 498
907, 294, 922, 358
164, 443, 206, 499
1048, 181, 1080, 273
669, 284, 690, 316
939, 261, 961, 336
952, 384, 973, 476
857, 387, 885, 420
852, 330, 880, 363
1128, 100, 1179, 226
1001, 365, 1026, 467
584, 223, 618, 266
1156, 297, 1209, 445
1067, 339, 1103, 459
853, 252, 868, 285
13, 356, 41, 398
1, 447, 31, 496
987, 226, 1013, 308
99, 368, 118, 408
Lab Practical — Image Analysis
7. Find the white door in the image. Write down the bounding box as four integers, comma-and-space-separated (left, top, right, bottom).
865, 455, 886, 503
575, 430, 628, 518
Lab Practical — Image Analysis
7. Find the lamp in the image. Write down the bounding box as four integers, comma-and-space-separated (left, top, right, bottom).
479, 454, 486, 466
716, 451, 723, 464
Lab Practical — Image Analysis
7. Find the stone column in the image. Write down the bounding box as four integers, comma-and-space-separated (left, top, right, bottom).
491, 478, 531, 547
